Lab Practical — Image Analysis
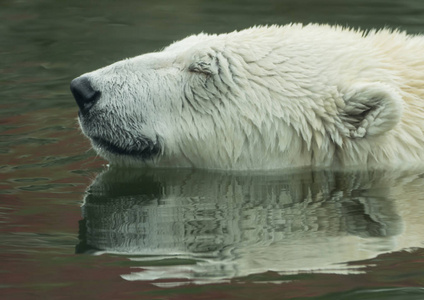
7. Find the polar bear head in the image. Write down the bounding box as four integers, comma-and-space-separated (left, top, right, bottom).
71, 25, 408, 170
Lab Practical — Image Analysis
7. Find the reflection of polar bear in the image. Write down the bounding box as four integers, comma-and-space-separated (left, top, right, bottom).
71, 24, 424, 170
77, 168, 424, 284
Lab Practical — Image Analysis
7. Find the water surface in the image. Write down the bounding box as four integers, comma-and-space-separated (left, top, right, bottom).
2, 0, 424, 299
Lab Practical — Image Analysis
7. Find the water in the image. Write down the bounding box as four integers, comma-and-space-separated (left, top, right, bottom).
2, 0, 424, 299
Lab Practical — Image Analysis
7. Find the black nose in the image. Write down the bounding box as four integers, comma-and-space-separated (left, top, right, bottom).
70, 77, 101, 111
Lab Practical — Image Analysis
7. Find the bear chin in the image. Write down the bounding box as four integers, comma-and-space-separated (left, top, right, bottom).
90, 136, 162, 161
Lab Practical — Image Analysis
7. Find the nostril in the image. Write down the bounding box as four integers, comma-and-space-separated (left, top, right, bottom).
70, 77, 101, 111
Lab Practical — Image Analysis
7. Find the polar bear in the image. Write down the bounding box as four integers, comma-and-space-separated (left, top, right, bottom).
70, 24, 424, 170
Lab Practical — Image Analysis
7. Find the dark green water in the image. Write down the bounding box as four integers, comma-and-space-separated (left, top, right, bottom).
2, 0, 424, 299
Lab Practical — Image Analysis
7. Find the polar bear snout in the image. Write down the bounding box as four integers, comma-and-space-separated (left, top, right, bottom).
70, 76, 101, 112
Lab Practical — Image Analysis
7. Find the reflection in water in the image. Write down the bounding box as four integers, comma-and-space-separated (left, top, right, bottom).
77, 167, 424, 285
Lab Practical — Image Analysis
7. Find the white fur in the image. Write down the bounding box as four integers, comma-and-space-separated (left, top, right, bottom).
76, 24, 424, 170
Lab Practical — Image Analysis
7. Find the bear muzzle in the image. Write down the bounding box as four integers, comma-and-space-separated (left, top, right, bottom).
70, 76, 101, 112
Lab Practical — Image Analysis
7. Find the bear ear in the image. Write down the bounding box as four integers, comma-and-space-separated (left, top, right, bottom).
340, 82, 403, 138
